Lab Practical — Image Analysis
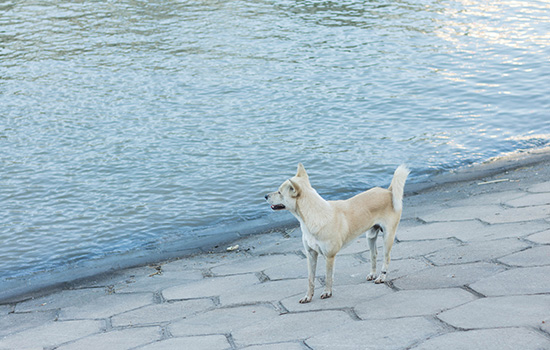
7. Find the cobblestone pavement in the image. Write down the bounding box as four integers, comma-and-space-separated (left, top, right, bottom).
1, 160, 549, 350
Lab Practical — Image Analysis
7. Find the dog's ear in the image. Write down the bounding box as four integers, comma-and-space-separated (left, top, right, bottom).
288, 179, 301, 198
296, 163, 308, 179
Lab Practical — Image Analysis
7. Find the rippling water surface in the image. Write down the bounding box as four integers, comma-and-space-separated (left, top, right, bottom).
1, 0, 549, 283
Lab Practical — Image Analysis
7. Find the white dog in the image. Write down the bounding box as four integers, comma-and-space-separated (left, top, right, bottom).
266, 164, 409, 303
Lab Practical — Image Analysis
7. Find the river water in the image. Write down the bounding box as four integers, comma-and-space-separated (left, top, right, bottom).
1, 0, 549, 285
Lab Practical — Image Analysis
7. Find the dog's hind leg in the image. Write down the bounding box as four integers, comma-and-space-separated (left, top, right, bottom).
375, 224, 398, 284
300, 246, 318, 303
366, 228, 379, 281
320, 255, 335, 299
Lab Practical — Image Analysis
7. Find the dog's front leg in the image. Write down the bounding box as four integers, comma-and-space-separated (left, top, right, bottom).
300, 247, 318, 303
320, 255, 335, 299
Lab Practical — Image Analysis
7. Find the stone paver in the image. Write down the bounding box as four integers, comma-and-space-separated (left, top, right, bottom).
0, 310, 57, 338
58, 292, 153, 320
498, 245, 550, 266
169, 305, 279, 337
526, 229, 550, 244
480, 205, 550, 224
527, 181, 550, 193
232, 310, 353, 347
0, 320, 103, 349
398, 220, 549, 242
1, 159, 550, 350
56, 327, 161, 350
419, 205, 503, 222
425, 238, 530, 265
354, 288, 476, 320
438, 295, 550, 329
411, 328, 550, 350
392, 262, 506, 290
162, 274, 259, 301
111, 299, 214, 327
210, 254, 303, 276
306, 317, 444, 350
137, 335, 231, 350
219, 278, 308, 306
505, 193, 550, 207
469, 266, 550, 296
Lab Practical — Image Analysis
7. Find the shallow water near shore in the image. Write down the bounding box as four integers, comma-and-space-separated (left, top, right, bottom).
1, 0, 550, 286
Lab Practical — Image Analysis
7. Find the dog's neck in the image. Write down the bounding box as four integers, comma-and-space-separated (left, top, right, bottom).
291, 186, 332, 235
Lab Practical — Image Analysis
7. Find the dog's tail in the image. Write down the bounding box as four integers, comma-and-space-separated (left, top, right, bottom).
388, 165, 410, 212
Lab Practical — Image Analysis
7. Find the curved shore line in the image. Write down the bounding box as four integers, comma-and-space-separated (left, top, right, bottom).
1, 146, 549, 303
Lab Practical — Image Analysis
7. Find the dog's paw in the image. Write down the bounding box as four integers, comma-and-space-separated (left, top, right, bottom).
366, 273, 377, 281
374, 274, 386, 284
320, 291, 332, 299
299, 295, 312, 304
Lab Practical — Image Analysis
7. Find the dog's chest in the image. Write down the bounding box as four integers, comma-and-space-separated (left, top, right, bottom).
300, 223, 328, 255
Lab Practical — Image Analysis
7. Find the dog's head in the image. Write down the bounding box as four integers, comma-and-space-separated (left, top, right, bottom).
265, 163, 309, 212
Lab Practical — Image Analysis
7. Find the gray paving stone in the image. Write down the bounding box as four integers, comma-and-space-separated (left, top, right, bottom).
162, 274, 259, 301
411, 328, 550, 350
234, 230, 301, 255
152, 267, 204, 281
138, 335, 231, 350
263, 256, 307, 280
305, 317, 444, 350
498, 246, 550, 267
111, 299, 214, 327
243, 342, 306, 350
162, 251, 249, 272
526, 229, 550, 244
469, 266, 550, 296
438, 295, 550, 329
0, 309, 57, 337
392, 262, 506, 290
479, 205, 550, 224
112, 274, 203, 294
15, 288, 105, 312
528, 181, 550, 193
383, 258, 433, 280
401, 204, 446, 221
0, 305, 10, 315
219, 279, 306, 306
505, 193, 550, 207
232, 311, 353, 347
398, 221, 548, 242
338, 237, 372, 255
210, 254, 303, 276
354, 288, 476, 320
58, 292, 153, 320
71, 266, 160, 289
460, 221, 550, 241
425, 239, 530, 265
389, 239, 460, 259
56, 327, 161, 350
281, 283, 393, 312
448, 190, 525, 207
170, 305, 279, 337
419, 205, 502, 222
0, 320, 103, 349
398, 221, 485, 241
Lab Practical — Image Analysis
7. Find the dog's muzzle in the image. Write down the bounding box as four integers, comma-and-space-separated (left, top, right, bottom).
265, 194, 286, 210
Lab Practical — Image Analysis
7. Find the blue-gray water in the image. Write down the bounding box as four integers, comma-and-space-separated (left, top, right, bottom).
1, 0, 549, 285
